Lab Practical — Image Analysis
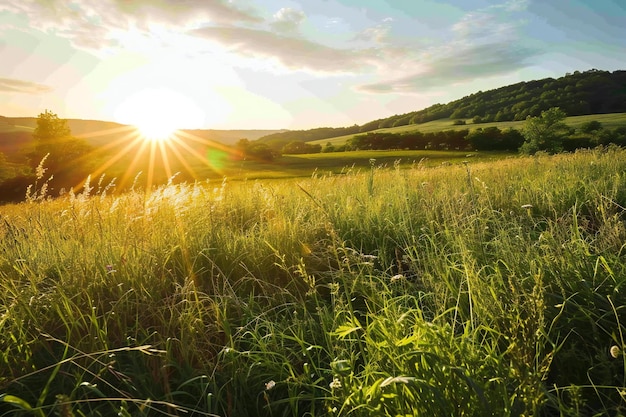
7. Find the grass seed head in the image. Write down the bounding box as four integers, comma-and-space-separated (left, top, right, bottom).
610, 345, 621, 359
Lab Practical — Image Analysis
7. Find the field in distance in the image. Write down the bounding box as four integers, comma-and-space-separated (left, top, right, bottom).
139, 149, 509, 184
309, 112, 626, 146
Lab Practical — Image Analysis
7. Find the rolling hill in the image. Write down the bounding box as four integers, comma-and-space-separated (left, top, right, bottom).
257, 69, 626, 148
0, 115, 284, 155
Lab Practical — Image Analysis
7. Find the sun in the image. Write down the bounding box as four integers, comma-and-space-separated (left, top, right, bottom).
114, 88, 205, 141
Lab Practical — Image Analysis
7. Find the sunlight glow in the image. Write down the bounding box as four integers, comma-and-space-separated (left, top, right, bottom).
114, 88, 205, 141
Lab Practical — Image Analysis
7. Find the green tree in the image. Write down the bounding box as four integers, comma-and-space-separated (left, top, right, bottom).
33, 109, 71, 142
520, 107, 571, 154
580, 120, 603, 134
31, 110, 91, 172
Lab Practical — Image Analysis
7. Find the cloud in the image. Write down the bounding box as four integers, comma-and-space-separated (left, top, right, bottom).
360, 42, 536, 93
0, 0, 262, 52
353, 17, 395, 45
194, 26, 370, 73
271, 8, 306, 33
359, 0, 535, 93
0, 77, 52, 94
113, 0, 262, 26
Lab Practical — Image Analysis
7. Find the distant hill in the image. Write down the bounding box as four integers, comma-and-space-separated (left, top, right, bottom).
257, 69, 626, 148
0, 115, 285, 155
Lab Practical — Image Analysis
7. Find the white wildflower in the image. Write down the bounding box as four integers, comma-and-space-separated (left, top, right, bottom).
329, 378, 342, 390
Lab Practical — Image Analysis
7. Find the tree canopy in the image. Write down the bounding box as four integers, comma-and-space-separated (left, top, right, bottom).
520, 107, 571, 154
33, 110, 71, 142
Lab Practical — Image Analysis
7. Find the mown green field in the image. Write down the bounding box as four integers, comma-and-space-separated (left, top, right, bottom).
310, 112, 626, 146
1, 147, 626, 416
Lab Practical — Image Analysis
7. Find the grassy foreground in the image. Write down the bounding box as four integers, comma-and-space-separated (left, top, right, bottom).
1, 147, 626, 416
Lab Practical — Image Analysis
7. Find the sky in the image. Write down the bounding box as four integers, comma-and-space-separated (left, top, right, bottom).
0, 0, 624, 130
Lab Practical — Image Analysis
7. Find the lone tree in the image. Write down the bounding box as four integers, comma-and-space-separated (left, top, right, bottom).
520, 107, 571, 154
33, 109, 71, 142
30, 110, 91, 173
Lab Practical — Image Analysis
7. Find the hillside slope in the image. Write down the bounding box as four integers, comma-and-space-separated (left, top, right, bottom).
258, 69, 626, 147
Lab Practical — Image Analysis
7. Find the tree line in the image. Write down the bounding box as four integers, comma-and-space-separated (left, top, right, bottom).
304, 108, 626, 155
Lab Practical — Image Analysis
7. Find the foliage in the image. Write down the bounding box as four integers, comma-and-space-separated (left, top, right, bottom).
520, 107, 572, 154
467, 127, 524, 151
282, 141, 322, 154
348, 129, 470, 151
1, 148, 626, 416
580, 120, 603, 134
30, 110, 92, 174
32, 110, 71, 142
235, 138, 278, 161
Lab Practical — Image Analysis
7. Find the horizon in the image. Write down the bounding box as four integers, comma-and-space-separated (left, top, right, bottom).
1, 0, 625, 131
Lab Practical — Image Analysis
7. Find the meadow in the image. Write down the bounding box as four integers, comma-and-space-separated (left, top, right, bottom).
310, 112, 626, 146
1, 146, 626, 416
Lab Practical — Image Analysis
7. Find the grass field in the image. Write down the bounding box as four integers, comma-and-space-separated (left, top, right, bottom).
79, 147, 509, 191
231, 150, 506, 179
310, 112, 626, 146
1, 146, 626, 416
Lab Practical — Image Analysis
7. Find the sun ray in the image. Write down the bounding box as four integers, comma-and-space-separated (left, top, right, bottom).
118, 137, 151, 190
168, 134, 227, 176
67, 89, 245, 193
163, 135, 199, 181
158, 139, 173, 180
146, 139, 157, 191
72, 129, 144, 191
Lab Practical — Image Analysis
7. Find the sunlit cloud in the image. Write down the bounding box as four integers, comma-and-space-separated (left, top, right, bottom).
0, 0, 262, 53
0, 0, 622, 129
0, 77, 51, 94
112, 0, 262, 25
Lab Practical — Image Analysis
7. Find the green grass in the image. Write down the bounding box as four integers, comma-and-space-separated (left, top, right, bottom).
81, 148, 509, 189
311, 112, 626, 146
1, 147, 626, 416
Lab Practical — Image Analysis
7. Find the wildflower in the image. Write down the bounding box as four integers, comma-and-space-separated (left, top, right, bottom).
610, 345, 621, 359
265, 380, 276, 390
390, 274, 405, 283
329, 378, 342, 390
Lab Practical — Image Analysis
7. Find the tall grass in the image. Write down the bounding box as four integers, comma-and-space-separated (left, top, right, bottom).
1, 146, 626, 416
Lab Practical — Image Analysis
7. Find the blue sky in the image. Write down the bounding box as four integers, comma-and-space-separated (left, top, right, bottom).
0, 0, 624, 130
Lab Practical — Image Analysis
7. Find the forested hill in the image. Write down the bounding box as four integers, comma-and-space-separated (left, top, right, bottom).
258, 69, 626, 146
